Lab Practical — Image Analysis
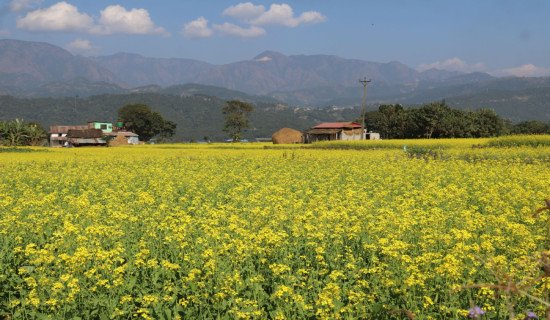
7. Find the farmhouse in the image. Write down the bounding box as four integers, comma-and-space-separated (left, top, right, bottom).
49, 125, 88, 147
305, 122, 380, 143
66, 128, 106, 147
49, 121, 139, 147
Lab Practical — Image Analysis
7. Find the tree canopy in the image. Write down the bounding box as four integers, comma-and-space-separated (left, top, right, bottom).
222, 100, 254, 142
511, 120, 550, 135
362, 101, 508, 139
117, 103, 176, 141
0, 119, 47, 146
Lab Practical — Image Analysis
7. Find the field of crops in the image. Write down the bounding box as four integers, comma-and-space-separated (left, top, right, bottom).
2, 137, 550, 319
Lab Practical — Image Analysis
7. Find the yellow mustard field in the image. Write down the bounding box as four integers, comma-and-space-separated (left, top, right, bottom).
2, 140, 550, 319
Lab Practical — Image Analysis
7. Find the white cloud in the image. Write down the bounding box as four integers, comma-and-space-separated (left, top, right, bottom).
16, 1, 94, 32
495, 64, 550, 77
213, 23, 266, 38
182, 3, 325, 39
417, 57, 486, 73
222, 2, 265, 20
65, 38, 98, 55
16, 2, 168, 36
249, 3, 326, 27
5, 0, 43, 13
181, 17, 213, 39
93, 5, 169, 36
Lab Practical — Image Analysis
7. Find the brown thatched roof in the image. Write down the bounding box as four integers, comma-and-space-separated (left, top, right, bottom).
67, 129, 103, 138
272, 128, 303, 144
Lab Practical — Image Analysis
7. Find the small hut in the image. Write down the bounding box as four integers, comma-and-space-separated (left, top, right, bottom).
272, 128, 303, 144
66, 129, 106, 147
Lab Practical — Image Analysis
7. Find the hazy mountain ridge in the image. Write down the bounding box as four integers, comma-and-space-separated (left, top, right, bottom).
0, 39, 465, 96
91, 53, 216, 87
191, 51, 423, 94
0, 39, 122, 88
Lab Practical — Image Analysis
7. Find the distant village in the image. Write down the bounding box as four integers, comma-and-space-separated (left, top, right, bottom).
48, 120, 380, 147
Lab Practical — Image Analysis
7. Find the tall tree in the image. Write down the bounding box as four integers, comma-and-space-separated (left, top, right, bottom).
222, 100, 254, 142
118, 104, 176, 141
377, 104, 407, 139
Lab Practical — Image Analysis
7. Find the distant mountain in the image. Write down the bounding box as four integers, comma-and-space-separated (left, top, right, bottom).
15, 79, 281, 104
29, 78, 127, 97
91, 53, 215, 87
1, 40, 456, 98
447, 86, 550, 123
168, 84, 280, 103
191, 51, 423, 94
0, 39, 122, 88
419, 68, 463, 82
270, 73, 550, 108
393, 76, 550, 105
417, 72, 495, 89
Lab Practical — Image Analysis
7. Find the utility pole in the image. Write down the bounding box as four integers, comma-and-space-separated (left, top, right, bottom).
359, 77, 371, 140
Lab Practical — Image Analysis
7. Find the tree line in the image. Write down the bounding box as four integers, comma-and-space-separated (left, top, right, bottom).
362, 101, 550, 139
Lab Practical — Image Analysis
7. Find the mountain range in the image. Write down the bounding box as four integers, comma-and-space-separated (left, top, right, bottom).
0, 39, 549, 123
0, 39, 485, 95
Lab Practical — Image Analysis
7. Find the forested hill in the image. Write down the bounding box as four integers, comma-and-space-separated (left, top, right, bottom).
0, 93, 361, 141
445, 87, 550, 123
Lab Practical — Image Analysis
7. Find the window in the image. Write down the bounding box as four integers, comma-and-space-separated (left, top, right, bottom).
101, 124, 107, 130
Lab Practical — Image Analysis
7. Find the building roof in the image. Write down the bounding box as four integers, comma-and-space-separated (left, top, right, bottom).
50, 125, 88, 134
312, 122, 362, 129
67, 129, 103, 138
116, 131, 139, 137
69, 138, 106, 145
308, 128, 342, 134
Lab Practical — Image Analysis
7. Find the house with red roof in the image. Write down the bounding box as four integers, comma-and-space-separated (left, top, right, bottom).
305, 121, 380, 143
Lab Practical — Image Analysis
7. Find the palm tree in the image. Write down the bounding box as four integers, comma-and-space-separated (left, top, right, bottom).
26, 123, 47, 146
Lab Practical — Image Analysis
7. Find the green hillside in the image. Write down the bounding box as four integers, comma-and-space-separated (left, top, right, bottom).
0, 93, 363, 142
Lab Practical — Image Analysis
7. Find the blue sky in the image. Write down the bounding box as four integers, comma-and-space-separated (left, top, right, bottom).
1, 0, 549, 77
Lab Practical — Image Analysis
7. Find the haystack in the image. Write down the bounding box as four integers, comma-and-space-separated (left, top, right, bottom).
272, 128, 303, 144
110, 135, 130, 147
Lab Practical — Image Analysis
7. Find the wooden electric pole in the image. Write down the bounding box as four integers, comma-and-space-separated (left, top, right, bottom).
359, 77, 371, 140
